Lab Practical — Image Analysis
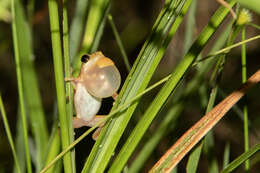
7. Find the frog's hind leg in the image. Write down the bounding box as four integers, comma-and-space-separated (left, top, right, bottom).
73, 115, 106, 140
73, 115, 105, 128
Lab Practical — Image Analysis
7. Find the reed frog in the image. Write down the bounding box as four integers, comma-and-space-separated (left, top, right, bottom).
65, 51, 121, 139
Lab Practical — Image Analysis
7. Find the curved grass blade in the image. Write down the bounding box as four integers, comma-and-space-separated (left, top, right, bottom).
110, 1, 235, 173
11, 0, 32, 171
108, 14, 131, 72
150, 68, 260, 173
11, 0, 49, 170
0, 94, 21, 173
221, 142, 260, 173
82, 0, 190, 172
108, 0, 193, 172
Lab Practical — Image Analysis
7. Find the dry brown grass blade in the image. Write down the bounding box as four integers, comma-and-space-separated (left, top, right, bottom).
149, 68, 260, 173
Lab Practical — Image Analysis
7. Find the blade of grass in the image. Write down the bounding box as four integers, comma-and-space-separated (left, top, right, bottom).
13, 108, 26, 173
150, 68, 260, 172
44, 123, 61, 173
223, 142, 230, 169
130, 19, 232, 173
83, 0, 191, 172
111, 1, 235, 173
72, 0, 110, 71
221, 142, 260, 173
0, 94, 21, 173
194, 34, 260, 64
11, 0, 32, 172
183, 0, 196, 55
128, 103, 183, 173
186, 142, 203, 173
108, 14, 131, 72
89, 2, 110, 53
69, 0, 89, 60
241, 25, 249, 171
48, 0, 73, 172
62, 0, 76, 171
11, 0, 49, 170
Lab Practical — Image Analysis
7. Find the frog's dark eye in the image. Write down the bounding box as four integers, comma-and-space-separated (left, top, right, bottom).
81, 54, 90, 63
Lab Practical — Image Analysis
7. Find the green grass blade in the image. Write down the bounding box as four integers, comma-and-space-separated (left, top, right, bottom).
89, 3, 110, 53
108, 14, 131, 72
0, 94, 21, 173
48, 0, 73, 172
128, 103, 183, 173
183, 0, 196, 54
69, 0, 89, 60
73, 0, 110, 71
148, 1, 236, 172
11, 0, 32, 171
13, 109, 26, 173
118, 2, 236, 173
223, 142, 230, 169
44, 123, 61, 173
241, 26, 250, 171
233, 0, 260, 14
81, 0, 109, 52
108, 1, 194, 172
83, 0, 192, 172
186, 142, 203, 173
63, 0, 76, 171
11, 0, 49, 170
221, 142, 260, 173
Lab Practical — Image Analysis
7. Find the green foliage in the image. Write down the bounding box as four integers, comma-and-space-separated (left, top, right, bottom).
2, 0, 260, 172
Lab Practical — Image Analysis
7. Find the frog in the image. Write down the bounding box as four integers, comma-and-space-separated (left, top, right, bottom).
65, 51, 121, 140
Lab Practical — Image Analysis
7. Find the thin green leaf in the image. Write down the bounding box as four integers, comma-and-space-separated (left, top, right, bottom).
186, 142, 203, 173
83, 0, 191, 172
69, 0, 89, 60
108, 1, 193, 172
108, 14, 131, 72
0, 94, 21, 173
223, 142, 230, 169
63, 0, 76, 171
48, 0, 73, 172
11, 0, 32, 171
44, 123, 61, 173
128, 103, 182, 173
73, 0, 110, 71
241, 26, 250, 171
221, 142, 260, 173
11, 0, 49, 170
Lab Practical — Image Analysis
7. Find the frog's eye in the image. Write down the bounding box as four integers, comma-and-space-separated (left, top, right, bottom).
82, 57, 121, 98
81, 54, 90, 63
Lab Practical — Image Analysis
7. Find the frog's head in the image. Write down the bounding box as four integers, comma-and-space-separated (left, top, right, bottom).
79, 52, 121, 98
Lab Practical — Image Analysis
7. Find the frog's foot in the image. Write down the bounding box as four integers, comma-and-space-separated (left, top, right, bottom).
216, 0, 236, 19
73, 115, 106, 140
112, 92, 118, 101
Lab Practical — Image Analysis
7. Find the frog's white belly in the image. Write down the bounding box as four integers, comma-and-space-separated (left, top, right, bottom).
74, 83, 101, 121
